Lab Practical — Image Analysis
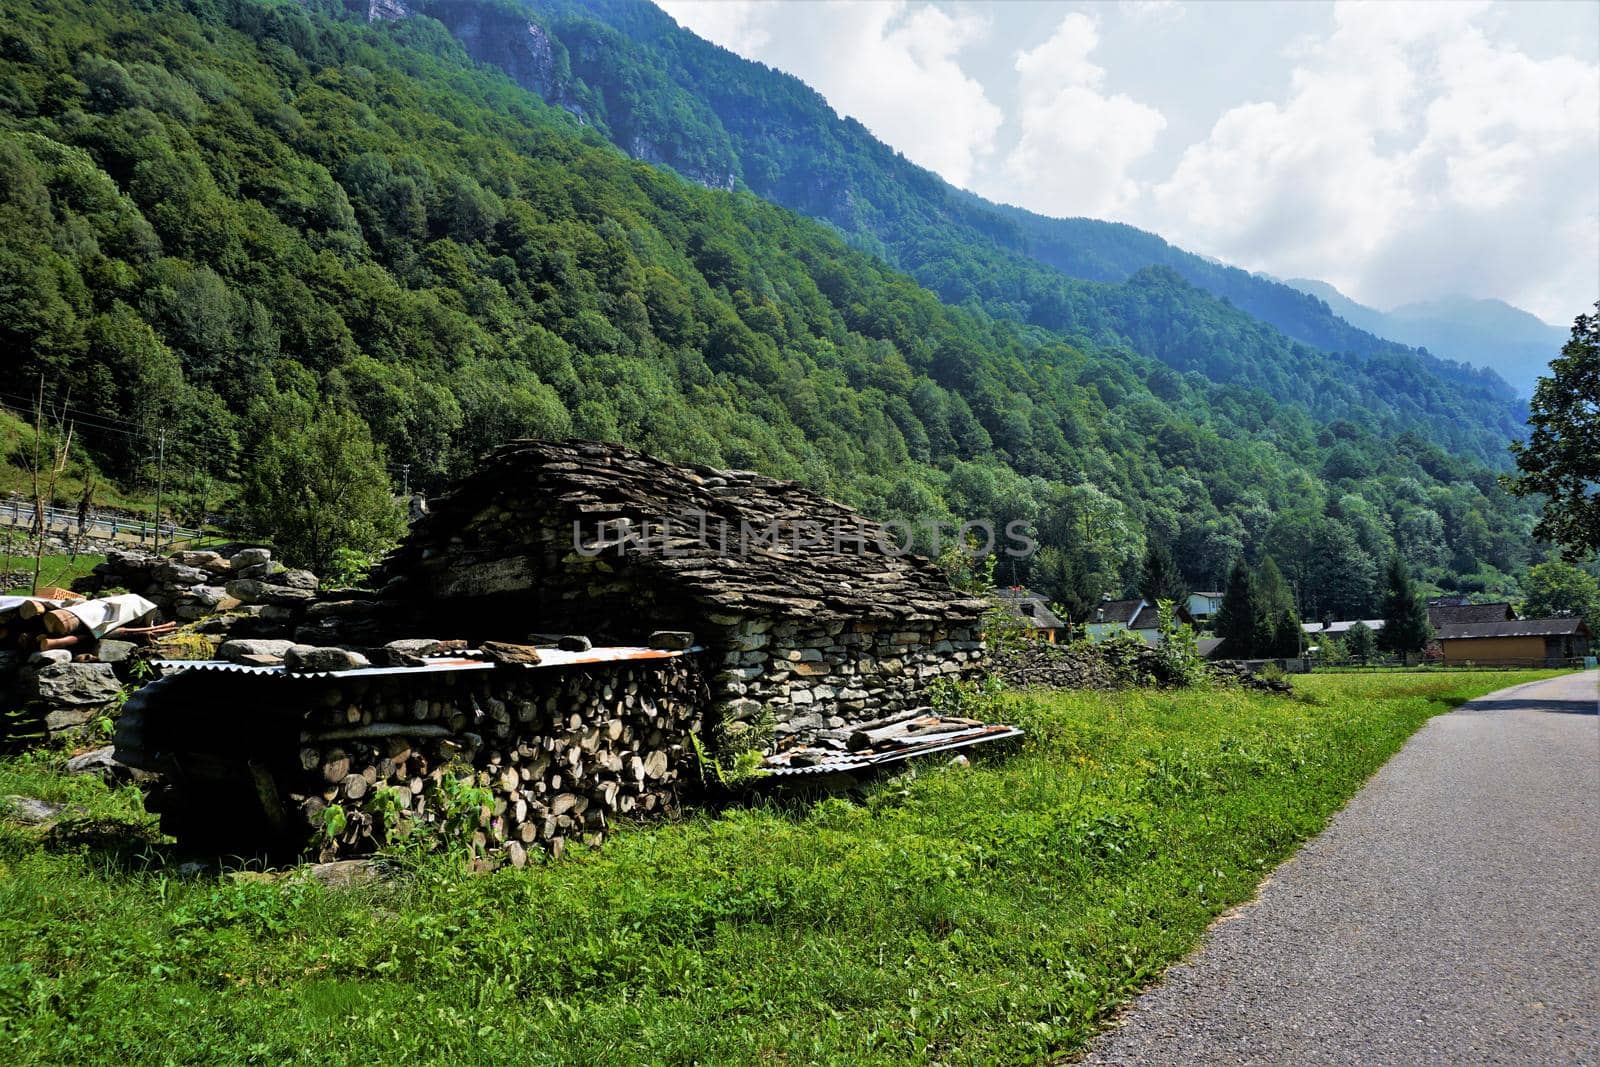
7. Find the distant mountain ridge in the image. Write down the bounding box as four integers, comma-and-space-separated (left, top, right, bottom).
362, 0, 1528, 465
1284, 280, 1566, 397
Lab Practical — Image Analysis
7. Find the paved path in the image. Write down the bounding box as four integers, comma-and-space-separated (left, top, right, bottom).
1085, 670, 1600, 1066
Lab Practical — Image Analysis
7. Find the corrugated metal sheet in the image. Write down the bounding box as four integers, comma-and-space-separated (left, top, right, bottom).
152, 644, 701, 681
153, 658, 496, 680
762, 722, 1023, 777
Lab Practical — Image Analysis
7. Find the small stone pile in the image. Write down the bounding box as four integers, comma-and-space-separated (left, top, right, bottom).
74, 547, 319, 636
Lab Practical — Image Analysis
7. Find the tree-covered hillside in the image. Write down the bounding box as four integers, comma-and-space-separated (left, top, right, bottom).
448, 0, 1528, 466
0, 0, 1542, 614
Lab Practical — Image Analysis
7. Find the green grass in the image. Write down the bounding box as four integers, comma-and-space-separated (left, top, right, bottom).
0, 670, 1564, 1064
1, 553, 106, 597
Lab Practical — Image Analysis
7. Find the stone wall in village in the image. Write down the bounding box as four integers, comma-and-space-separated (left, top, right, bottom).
708, 617, 984, 743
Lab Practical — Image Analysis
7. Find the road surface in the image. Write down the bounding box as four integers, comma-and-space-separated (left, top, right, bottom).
1084, 669, 1600, 1066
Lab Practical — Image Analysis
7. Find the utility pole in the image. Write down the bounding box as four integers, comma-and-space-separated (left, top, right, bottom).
152, 428, 166, 553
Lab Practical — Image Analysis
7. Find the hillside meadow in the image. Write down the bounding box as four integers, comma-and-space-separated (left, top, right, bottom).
0, 670, 1562, 1064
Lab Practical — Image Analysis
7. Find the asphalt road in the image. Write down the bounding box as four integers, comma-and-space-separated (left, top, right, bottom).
1083, 670, 1600, 1066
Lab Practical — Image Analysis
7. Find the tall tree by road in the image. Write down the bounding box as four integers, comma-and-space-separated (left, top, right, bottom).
1507, 304, 1599, 560
1214, 558, 1264, 657
1520, 559, 1600, 636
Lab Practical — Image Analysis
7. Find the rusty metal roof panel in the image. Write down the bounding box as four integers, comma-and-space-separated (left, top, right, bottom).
495, 645, 704, 668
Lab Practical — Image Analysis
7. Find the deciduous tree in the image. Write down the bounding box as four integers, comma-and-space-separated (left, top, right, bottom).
1507, 304, 1599, 560
243, 404, 404, 575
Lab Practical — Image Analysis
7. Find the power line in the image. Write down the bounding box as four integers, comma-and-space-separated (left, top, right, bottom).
0, 394, 270, 461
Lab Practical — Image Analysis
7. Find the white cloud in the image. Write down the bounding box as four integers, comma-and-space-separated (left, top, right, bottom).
658, 0, 1003, 187
654, 0, 771, 54
984, 12, 1167, 218
655, 0, 1596, 323
1145, 0, 1599, 322
1124, 0, 1185, 23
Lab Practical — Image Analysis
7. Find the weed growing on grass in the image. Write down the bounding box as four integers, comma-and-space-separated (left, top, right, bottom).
0, 670, 1567, 1065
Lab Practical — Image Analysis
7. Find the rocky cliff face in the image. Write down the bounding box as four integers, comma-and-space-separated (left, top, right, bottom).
427, 3, 566, 104
352, 1, 735, 191
353, 0, 411, 21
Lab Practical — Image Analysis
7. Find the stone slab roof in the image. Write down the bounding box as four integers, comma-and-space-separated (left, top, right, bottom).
1096, 599, 1144, 626
383, 440, 989, 625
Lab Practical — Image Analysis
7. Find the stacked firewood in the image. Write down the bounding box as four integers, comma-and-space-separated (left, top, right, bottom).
284, 657, 709, 865
0, 592, 172, 658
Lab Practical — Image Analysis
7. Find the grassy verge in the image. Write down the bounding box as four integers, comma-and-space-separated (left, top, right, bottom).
1, 553, 107, 597
0, 670, 1564, 1064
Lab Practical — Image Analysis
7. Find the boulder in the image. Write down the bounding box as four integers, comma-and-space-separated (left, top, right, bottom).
2, 795, 64, 825
23, 660, 122, 708
281, 569, 319, 590
556, 634, 593, 652
648, 630, 695, 650
230, 548, 273, 569
65, 745, 135, 779
187, 585, 228, 609
225, 579, 314, 606
154, 563, 209, 585
481, 641, 543, 666
283, 646, 370, 673
384, 638, 448, 657
218, 638, 297, 664
94, 639, 138, 666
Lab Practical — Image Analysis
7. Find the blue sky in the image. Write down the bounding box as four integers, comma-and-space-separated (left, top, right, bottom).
657, 0, 1600, 324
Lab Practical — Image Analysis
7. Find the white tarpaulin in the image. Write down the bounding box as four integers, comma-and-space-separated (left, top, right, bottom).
64, 593, 158, 637
0, 596, 63, 619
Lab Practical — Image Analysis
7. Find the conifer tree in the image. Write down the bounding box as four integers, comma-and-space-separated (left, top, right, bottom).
1139, 540, 1188, 605
1214, 558, 1263, 657
1258, 556, 1303, 657
1379, 555, 1433, 655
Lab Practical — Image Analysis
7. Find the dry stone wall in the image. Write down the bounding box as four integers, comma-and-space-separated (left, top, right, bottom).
710, 617, 983, 741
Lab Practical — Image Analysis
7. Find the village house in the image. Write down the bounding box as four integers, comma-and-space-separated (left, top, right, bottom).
989, 587, 1064, 643
1186, 591, 1223, 624
1085, 598, 1194, 644
1427, 600, 1516, 628
1435, 618, 1592, 666
1301, 618, 1386, 639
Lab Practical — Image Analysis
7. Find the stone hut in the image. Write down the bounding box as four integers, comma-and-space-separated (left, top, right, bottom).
375, 440, 989, 746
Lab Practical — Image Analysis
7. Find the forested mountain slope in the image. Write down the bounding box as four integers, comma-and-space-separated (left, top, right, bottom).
409, 0, 1528, 466
0, 0, 1538, 617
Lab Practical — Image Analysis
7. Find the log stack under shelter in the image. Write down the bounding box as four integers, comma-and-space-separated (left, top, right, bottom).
118, 641, 707, 863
